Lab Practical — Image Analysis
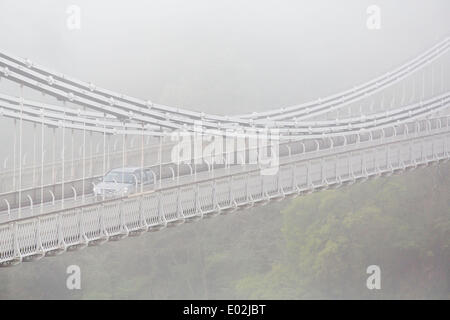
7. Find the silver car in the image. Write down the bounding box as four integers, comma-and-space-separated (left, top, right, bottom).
93, 167, 155, 198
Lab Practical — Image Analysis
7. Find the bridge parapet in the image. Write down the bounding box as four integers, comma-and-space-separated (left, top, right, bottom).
1, 117, 448, 267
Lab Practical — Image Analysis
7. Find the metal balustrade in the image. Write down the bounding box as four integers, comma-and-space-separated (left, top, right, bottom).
1, 117, 448, 267
1, 90, 448, 215
0, 38, 449, 268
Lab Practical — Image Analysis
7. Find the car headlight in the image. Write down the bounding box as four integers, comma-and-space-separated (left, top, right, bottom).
123, 187, 129, 194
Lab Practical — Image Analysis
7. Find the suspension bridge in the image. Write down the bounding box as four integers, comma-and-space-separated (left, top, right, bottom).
0, 37, 449, 266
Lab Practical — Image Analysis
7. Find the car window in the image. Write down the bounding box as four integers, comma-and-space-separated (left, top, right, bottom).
142, 171, 149, 183
133, 171, 142, 182
104, 171, 137, 184
144, 170, 154, 183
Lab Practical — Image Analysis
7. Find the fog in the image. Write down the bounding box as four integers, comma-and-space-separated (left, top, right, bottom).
1, 0, 448, 115
0, 0, 449, 300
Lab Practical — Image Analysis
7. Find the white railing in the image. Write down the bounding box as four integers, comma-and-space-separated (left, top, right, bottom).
0, 117, 448, 267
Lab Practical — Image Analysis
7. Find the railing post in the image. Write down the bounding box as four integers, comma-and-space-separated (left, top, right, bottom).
36, 218, 44, 257
334, 156, 338, 181
230, 176, 236, 205
385, 144, 389, 169
78, 208, 87, 246
362, 150, 366, 177
138, 195, 146, 231
195, 183, 200, 216
158, 192, 166, 227
71, 186, 77, 200
27, 195, 33, 215
409, 141, 413, 166
3, 199, 11, 219
57, 214, 66, 252
246, 173, 250, 202
291, 164, 296, 190
431, 135, 435, 161
420, 137, 424, 163
12, 223, 21, 263
119, 200, 129, 237
307, 161, 311, 189
99, 204, 109, 241
48, 190, 55, 206
276, 169, 281, 195
347, 153, 351, 178
320, 159, 324, 185
212, 180, 218, 212
177, 187, 184, 219
260, 173, 266, 199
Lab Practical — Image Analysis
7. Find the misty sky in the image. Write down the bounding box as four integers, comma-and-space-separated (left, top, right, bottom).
0, 1, 449, 300
0, 0, 449, 116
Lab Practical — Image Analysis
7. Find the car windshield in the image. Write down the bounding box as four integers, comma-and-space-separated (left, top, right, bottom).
103, 171, 138, 184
